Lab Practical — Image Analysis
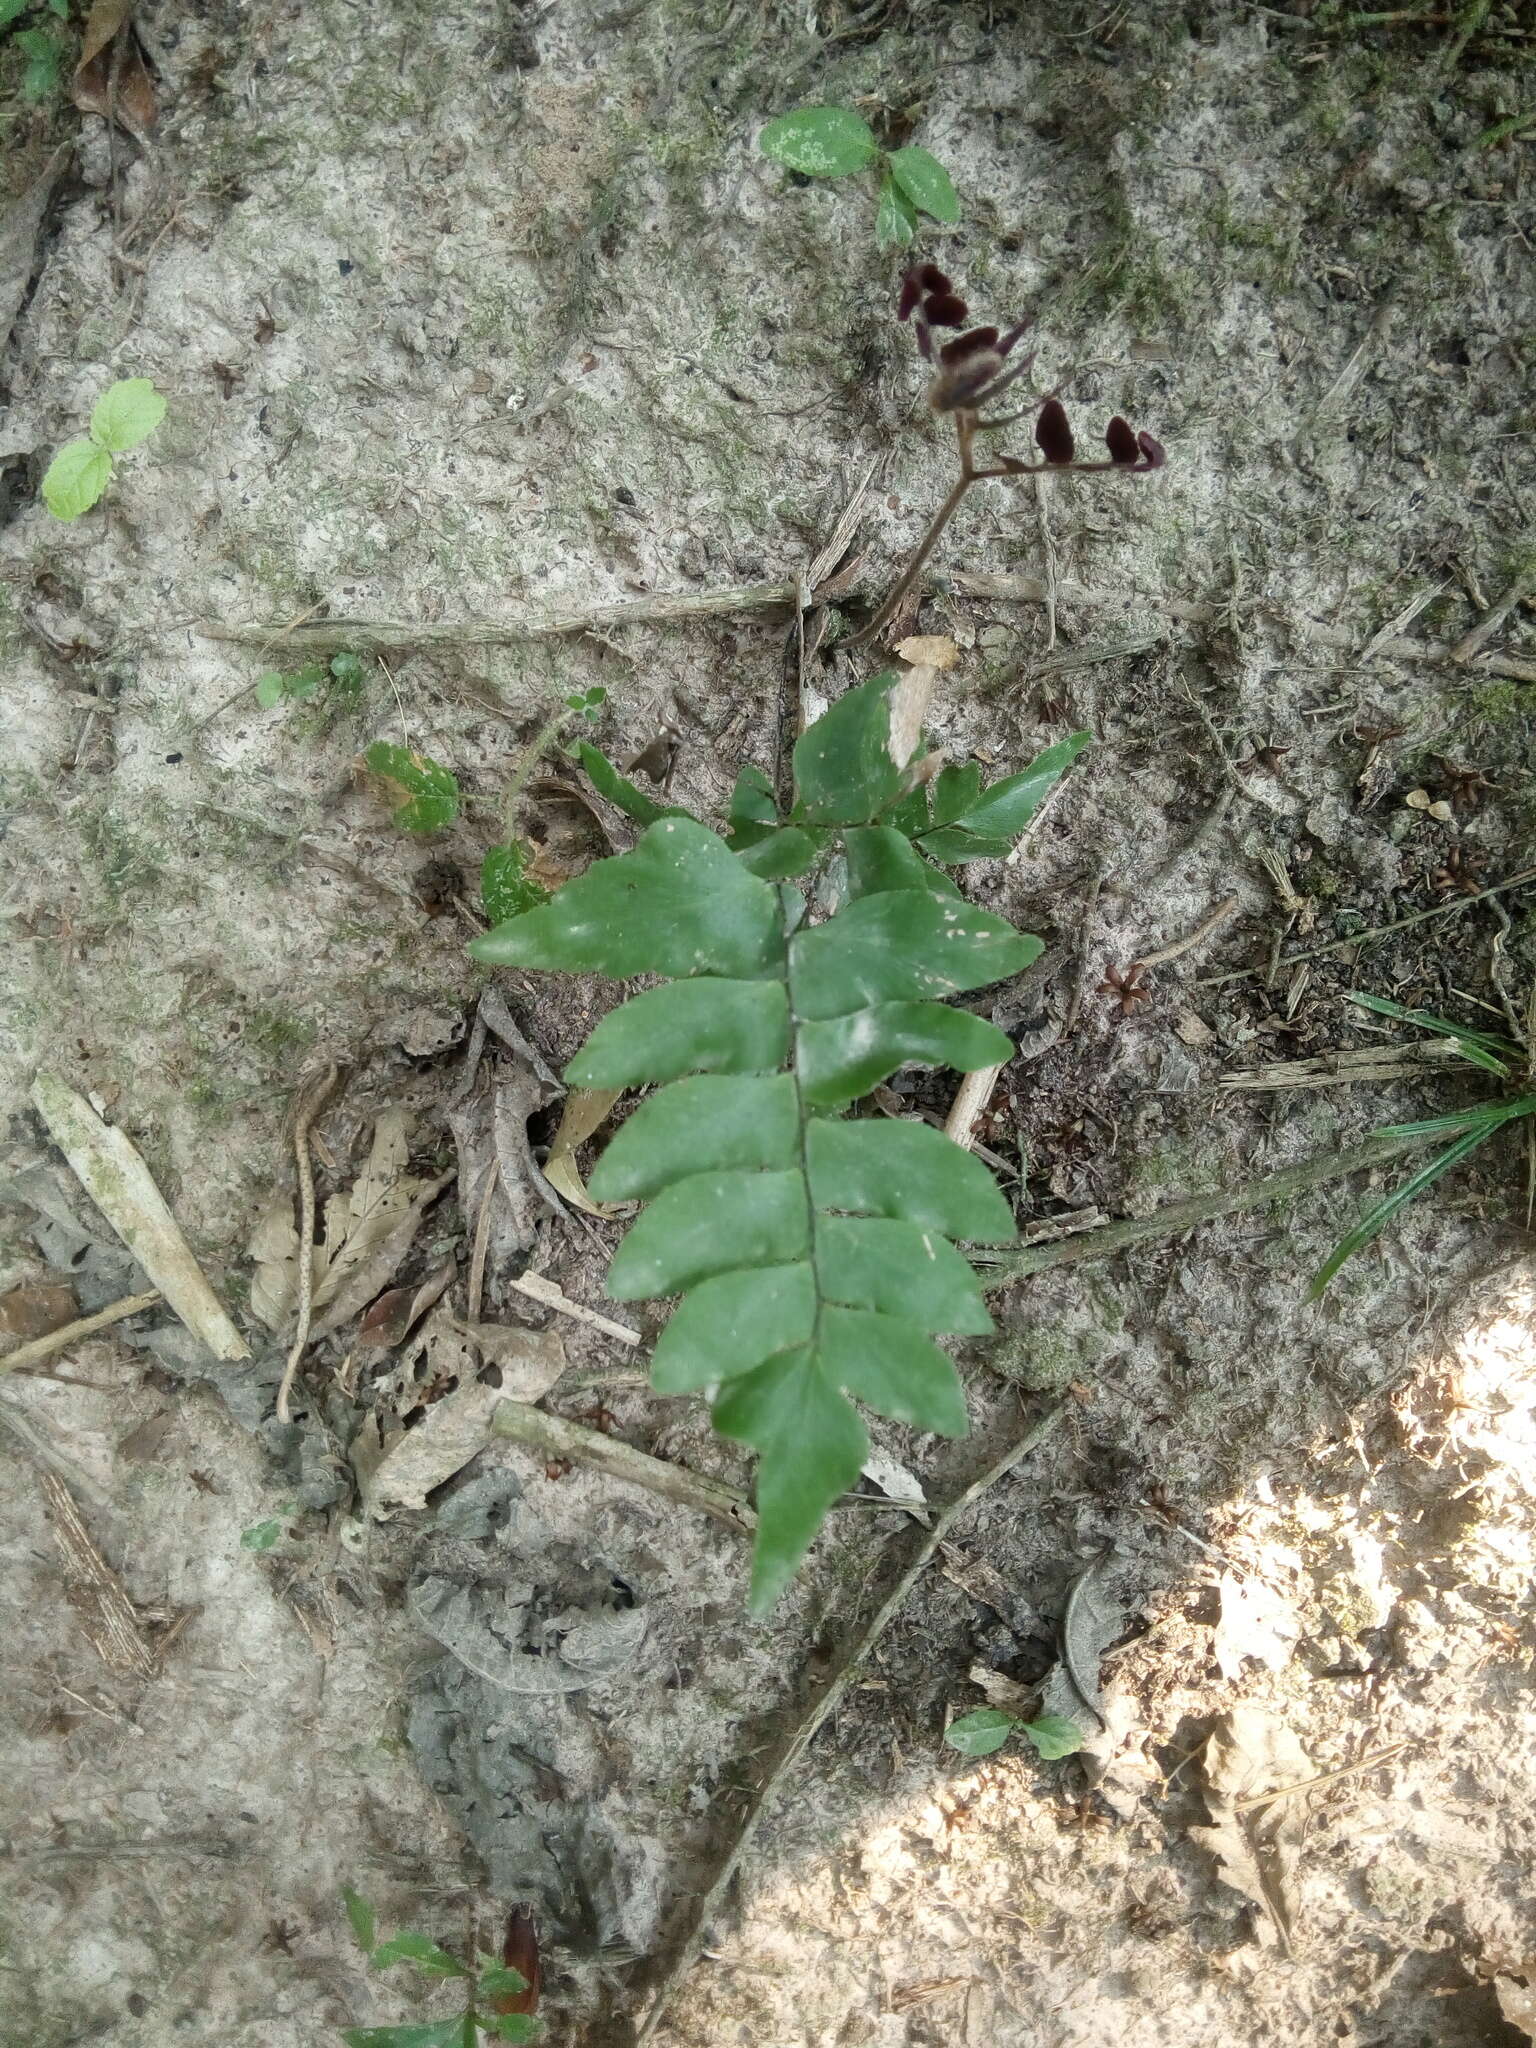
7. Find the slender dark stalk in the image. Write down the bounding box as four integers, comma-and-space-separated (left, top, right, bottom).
847, 414, 978, 648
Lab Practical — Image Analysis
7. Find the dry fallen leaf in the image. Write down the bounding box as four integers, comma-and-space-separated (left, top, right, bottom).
249, 1110, 438, 1331
1496, 1974, 1536, 2039
355, 1310, 565, 1516
31, 1072, 248, 1363
356, 1258, 457, 1350
73, 0, 157, 133
893, 633, 960, 670
1192, 1704, 1314, 1954
860, 1451, 929, 1523
542, 1087, 623, 1218
0, 1282, 78, 1346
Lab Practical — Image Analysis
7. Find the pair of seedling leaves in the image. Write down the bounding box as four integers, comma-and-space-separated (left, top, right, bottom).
472, 677, 1089, 1612
340, 1889, 536, 2046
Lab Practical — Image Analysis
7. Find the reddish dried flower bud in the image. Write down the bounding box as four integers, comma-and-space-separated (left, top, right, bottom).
1137, 430, 1166, 469
1035, 397, 1075, 465
923, 292, 968, 328
1104, 415, 1139, 466
938, 325, 999, 365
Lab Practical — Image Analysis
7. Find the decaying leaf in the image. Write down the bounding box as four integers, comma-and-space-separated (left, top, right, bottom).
356, 1259, 457, 1350
542, 1087, 623, 1218
73, 0, 157, 134
248, 1110, 442, 1333
1037, 1550, 1120, 1735
893, 634, 960, 670
1192, 1705, 1314, 1955
967, 1661, 1035, 1715
31, 1072, 249, 1363
0, 1282, 78, 1346
355, 1309, 565, 1516
1212, 1570, 1300, 1682
860, 1451, 929, 1523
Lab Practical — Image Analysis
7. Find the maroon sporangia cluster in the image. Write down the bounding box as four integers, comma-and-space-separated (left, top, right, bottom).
898, 263, 1165, 474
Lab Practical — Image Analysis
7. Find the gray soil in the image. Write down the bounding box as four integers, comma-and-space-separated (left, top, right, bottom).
3, 2, 1535, 2044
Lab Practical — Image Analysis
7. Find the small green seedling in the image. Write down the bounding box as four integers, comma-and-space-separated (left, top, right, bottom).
1312, 991, 1536, 1294
945, 1707, 1084, 1761
258, 651, 369, 711
365, 743, 461, 833
2, 0, 70, 100
42, 378, 168, 521
480, 839, 547, 924
239, 1502, 296, 1552
758, 105, 959, 250
340, 1891, 539, 2047
472, 673, 1092, 1611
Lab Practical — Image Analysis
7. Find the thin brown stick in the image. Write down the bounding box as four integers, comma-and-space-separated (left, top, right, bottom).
490, 1402, 754, 1532
1135, 895, 1240, 971
981, 1130, 1441, 1285
633, 1402, 1064, 2042
1194, 865, 1536, 991
1449, 562, 1536, 666
1232, 1740, 1411, 1814
198, 581, 804, 654
847, 415, 978, 649
1, 1290, 161, 1375
275, 1065, 341, 1424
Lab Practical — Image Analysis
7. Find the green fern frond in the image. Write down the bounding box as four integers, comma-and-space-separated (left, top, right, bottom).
472, 678, 1079, 1610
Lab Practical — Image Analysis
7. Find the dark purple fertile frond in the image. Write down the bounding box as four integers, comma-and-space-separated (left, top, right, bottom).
1137, 430, 1166, 470
1035, 397, 1075, 465
1104, 415, 1139, 466
996, 317, 1032, 359
938, 326, 999, 365
923, 291, 968, 328
897, 272, 924, 322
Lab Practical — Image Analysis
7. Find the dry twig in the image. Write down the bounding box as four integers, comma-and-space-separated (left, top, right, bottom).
275, 1064, 342, 1423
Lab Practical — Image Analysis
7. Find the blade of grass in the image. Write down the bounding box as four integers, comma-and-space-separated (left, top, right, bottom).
1345, 992, 1516, 1073
1311, 1126, 1495, 1297
1376, 1095, 1536, 1139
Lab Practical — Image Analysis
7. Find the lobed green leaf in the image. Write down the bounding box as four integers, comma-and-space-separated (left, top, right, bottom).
735, 826, 823, 878
759, 105, 877, 177
796, 999, 1015, 1107
589, 1074, 798, 1199
567, 979, 790, 1088
816, 1216, 992, 1332
365, 743, 460, 832
370, 1931, 472, 1978
789, 889, 1039, 1019
874, 175, 917, 249
933, 731, 1092, 842
818, 1307, 966, 1434
607, 1169, 810, 1299
343, 1887, 377, 1957
650, 1262, 816, 1392
472, 819, 782, 980
42, 439, 113, 521
90, 377, 167, 453
713, 1347, 870, 1614
793, 676, 904, 825
805, 1117, 1016, 1240
842, 826, 959, 900
481, 842, 548, 924
342, 2022, 471, 2048
887, 145, 960, 222
575, 741, 690, 827
945, 1707, 1016, 1756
